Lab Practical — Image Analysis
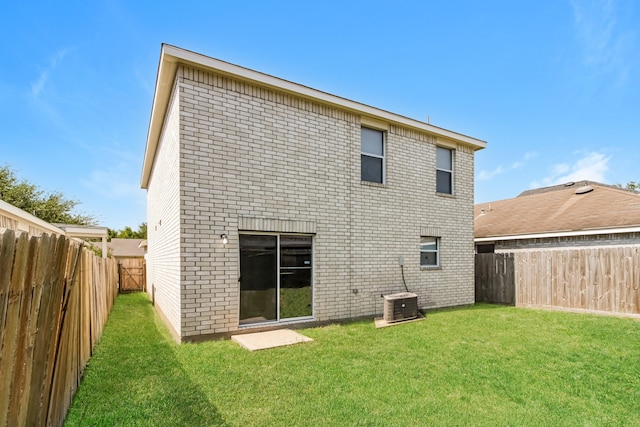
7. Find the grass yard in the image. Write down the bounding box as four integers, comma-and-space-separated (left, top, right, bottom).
64, 293, 640, 426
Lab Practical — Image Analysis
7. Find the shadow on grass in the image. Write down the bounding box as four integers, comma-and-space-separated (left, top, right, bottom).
64, 293, 227, 427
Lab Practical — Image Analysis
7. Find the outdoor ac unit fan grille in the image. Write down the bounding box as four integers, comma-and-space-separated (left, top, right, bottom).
383, 292, 418, 323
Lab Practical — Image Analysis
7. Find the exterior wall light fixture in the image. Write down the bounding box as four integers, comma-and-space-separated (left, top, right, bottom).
221, 234, 228, 245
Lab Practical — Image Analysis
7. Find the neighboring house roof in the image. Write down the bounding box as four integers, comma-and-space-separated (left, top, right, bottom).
108, 238, 147, 258
54, 223, 109, 239
141, 44, 487, 189
475, 181, 640, 241
0, 199, 110, 257
0, 198, 66, 235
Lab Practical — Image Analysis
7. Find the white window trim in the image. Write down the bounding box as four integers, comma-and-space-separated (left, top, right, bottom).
361, 128, 385, 184
436, 147, 454, 195
420, 237, 440, 268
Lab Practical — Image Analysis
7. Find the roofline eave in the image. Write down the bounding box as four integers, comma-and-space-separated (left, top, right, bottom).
141, 44, 487, 189
475, 225, 640, 242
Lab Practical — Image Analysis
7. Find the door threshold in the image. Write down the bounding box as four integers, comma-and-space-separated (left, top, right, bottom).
238, 317, 315, 330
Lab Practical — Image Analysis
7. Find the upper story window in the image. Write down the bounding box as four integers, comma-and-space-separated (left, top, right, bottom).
436, 147, 453, 194
361, 127, 385, 183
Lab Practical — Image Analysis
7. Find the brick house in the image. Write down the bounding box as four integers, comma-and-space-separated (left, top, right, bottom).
141, 44, 487, 342
475, 181, 640, 252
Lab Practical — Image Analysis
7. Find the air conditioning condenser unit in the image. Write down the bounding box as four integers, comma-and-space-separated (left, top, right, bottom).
383, 292, 418, 323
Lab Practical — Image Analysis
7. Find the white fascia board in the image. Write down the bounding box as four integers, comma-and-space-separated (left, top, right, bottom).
166, 46, 487, 147
62, 226, 109, 238
141, 45, 178, 189
474, 226, 640, 243
141, 44, 487, 188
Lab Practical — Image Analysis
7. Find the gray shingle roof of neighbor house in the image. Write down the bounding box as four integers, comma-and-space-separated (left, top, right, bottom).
140, 44, 487, 189
108, 238, 146, 258
475, 180, 640, 240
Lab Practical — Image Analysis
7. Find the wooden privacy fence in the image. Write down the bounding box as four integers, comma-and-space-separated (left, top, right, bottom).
118, 258, 146, 292
475, 253, 515, 305
0, 229, 118, 427
475, 247, 640, 315
516, 246, 640, 314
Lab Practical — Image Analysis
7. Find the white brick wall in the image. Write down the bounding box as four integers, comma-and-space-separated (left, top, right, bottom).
146, 80, 182, 338
147, 65, 478, 340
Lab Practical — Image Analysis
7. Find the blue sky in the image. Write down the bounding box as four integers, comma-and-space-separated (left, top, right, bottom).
1, 0, 638, 229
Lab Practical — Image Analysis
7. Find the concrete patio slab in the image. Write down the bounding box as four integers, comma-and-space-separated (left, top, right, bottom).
231, 329, 313, 351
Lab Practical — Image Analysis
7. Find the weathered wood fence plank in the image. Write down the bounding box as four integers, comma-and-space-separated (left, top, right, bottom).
476, 246, 640, 315
475, 253, 515, 305
118, 258, 146, 292
0, 229, 118, 427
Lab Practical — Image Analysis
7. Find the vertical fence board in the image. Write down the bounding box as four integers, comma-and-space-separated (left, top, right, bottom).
7, 234, 38, 424
25, 234, 66, 426
635, 247, 640, 313
0, 230, 17, 356
47, 243, 81, 426
35, 235, 69, 426
81, 251, 91, 365
17, 233, 52, 426
0, 232, 31, 424
475, 253, 515, 305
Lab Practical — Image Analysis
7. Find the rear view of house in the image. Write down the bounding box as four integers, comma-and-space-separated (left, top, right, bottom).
141, 44, 486, 341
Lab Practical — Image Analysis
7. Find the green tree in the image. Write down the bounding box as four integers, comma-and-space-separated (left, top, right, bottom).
616, 181, 640, 192
108, 222, 147, 239
0, 164, 95, 225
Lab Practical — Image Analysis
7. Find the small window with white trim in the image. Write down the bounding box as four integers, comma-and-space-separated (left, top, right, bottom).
361, 127, 385, 183
436, 147, 453, 194
420, 237, 439, 267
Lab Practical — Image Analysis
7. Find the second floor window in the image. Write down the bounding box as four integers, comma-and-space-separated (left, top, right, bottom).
361, 127, 385, 183
436, 147, 453, 194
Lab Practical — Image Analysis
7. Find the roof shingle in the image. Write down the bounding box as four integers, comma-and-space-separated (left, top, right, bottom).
475, 181, 640, 238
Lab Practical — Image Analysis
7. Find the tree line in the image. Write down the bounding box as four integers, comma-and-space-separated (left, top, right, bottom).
1, 164, 146, 239
619, 181, 639, 192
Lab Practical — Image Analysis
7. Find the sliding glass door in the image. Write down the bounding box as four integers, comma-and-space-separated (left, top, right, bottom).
239, 234, 312, 326
279, 236, 313, 319
239, 235, 278, 325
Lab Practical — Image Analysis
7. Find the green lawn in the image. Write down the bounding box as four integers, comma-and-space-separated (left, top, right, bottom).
64, 293, 640, 426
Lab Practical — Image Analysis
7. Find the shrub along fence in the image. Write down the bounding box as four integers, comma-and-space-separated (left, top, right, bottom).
476, 246, 640, 315
0, 228, 118, 427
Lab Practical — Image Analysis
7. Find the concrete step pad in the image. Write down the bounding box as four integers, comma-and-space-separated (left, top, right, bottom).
232, 329, 313, 351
